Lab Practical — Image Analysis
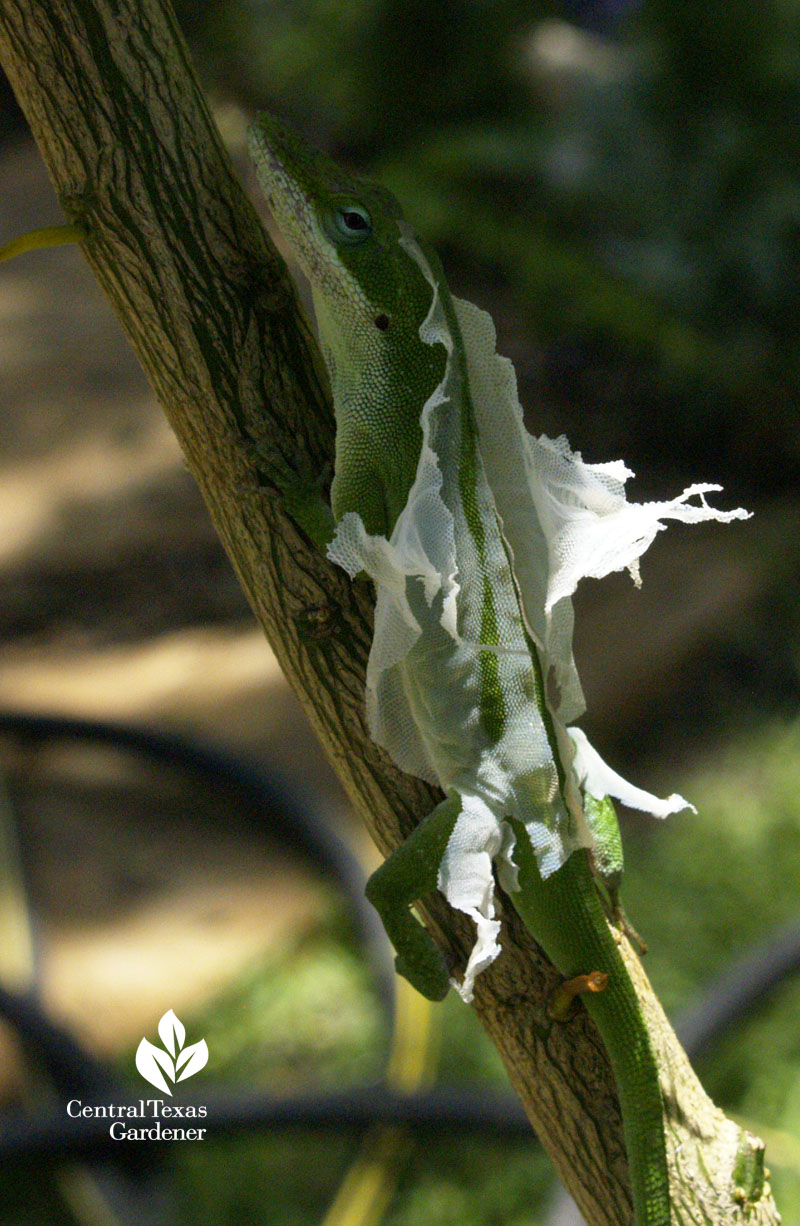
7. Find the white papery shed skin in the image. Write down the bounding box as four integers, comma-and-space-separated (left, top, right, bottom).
330, 236, 580, 860
453, 295, 751, 710
330, 226, 750, 1000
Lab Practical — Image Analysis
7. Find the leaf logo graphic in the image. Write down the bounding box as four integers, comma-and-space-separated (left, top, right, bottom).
135, 1009, 208, 1094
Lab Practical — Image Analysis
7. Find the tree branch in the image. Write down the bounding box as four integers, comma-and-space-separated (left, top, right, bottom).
0, 2, 779, 1222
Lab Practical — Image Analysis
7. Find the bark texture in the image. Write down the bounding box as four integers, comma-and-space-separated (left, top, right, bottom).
0, 2, 779, 1222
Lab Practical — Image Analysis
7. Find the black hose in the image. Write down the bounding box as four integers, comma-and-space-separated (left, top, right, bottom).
0, 710, 394, 1009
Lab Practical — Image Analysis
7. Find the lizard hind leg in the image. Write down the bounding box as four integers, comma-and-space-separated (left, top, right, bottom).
365, 793, 463, 1002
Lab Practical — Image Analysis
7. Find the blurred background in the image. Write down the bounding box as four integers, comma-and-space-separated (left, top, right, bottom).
1, 0, 799, 1222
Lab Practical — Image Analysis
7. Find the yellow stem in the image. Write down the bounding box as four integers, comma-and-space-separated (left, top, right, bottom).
0, 223, 82, 263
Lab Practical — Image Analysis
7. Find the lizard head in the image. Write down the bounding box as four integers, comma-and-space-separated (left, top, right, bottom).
249, 115, 448, 535
248, 114, 434, 341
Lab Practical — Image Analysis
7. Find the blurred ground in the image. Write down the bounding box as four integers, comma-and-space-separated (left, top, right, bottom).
0, 133, 786, 1088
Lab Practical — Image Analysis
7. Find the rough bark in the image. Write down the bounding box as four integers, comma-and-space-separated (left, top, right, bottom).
0, 2, 779, 1222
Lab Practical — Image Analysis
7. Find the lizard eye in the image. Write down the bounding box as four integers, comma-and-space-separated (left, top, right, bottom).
331, 205, 373, 243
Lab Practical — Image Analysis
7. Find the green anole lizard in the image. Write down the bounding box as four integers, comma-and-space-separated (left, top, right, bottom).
247, 116, 749, 1226
0, 115, 748, 1225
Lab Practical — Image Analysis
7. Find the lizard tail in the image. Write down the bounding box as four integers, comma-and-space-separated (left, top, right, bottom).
510, 831, 670, 1226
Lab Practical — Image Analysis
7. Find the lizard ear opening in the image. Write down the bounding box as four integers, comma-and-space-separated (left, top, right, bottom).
374, 313, 391, 331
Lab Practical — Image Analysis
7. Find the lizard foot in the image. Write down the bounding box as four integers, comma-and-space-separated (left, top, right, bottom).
394, 948, 450, 1003
548, 971, 608, 1022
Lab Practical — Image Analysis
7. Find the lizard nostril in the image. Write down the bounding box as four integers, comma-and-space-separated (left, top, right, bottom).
374, 313, 390, 331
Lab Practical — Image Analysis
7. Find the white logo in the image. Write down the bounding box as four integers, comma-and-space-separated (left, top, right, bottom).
135, 1009, 208, 1095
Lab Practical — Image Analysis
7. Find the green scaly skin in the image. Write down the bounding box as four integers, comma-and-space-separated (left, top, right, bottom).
249, 115, 669, 1226
511, 834, 668, 1224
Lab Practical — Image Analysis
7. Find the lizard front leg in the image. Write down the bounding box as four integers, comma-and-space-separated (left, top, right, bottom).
365, 793, 462, 1002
